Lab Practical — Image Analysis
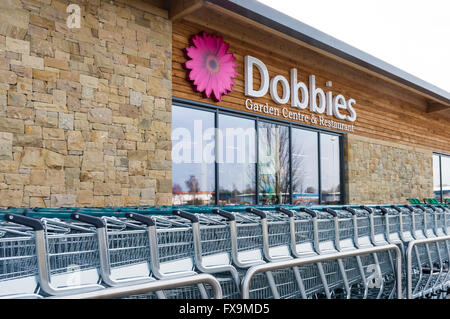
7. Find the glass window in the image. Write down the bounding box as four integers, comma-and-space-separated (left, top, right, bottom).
258, 122, 290, 205
320, 133, 341, 204
291, 128, 319, 205
218, 114, 256, 205
172, 105, 215, 205
433, 153, 450, 202
433, 154, 441, 200
442, 155, 450, 201
171, 104, 344, 206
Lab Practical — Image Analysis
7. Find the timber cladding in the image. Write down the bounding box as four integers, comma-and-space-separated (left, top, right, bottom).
172, 17, 450, 154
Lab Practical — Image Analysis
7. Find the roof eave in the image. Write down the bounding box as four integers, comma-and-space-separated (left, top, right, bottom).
206, 0, 450, 106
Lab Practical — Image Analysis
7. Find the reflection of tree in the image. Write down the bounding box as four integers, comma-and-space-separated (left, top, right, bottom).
323, 184, 340, 194
291, 141, 306, 195
258, 123, 290, 204
185, 175, 202, 205
219, 178, 255, 204
305, 186, 317, 193
321, 135, 340, 204
185, 175, 200, 193
322, 184, 340, 204
291, 134, 320, 205
218, 126, 257, 204
172, 184, 182, 194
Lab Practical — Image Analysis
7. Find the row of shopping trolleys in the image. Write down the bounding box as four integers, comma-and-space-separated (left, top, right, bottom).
0, 204, 449, 299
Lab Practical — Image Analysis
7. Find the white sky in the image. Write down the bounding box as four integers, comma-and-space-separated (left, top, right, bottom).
257, 0, 450, 93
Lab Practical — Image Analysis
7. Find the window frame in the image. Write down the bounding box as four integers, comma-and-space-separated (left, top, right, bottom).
217, 112, 257, 205
319, 131, 343, 205
434, 152, 450, 202
257, 119, 291, 205
172, 97, 346, 205
171, 104, 217, 205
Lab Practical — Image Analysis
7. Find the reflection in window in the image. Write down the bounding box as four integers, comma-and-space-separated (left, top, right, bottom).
172, 105, 215, 205
442, 155, 450, 201
172, 104, 344, 206
292, 129, 319, 205
218, 114, 256, 205
320, 133, 340, 204
433, 154, 441, 200
258, 122, 290, 205
433, 154, 450, 202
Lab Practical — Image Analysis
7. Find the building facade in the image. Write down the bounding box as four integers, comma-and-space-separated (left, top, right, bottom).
0, 0, 172, 207
0, 0, 448, 208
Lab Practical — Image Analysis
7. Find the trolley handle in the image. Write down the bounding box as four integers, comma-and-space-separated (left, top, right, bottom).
212, 208, 235, 221
299, 207, 317, 217
245, 207, 266, 219
173, 209, 198, 223
414, 205, 426, 212
376, 206, 389, 215
71, 212, 105, 228
322, 207, 337, 217
4, 214, 44, 231
426, 204, 437, 212
343, 206, 356, 215
125, 212, 155, 226
360, 205, 373, 214
275, 207, 293, 217
390, 205, 402, 213
404, 204, 414, 212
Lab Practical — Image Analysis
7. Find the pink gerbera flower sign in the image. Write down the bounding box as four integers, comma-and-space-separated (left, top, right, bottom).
185, 32, 237, 102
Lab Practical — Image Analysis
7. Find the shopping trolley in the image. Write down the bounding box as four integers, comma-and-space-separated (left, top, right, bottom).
273, 206, 350, 298
340, 205, 391, 299
125, 212, 210, 299
213, 207, 286, 299
302, 205, 386, 299
1, 202, 445, 299
431, 205, 448, 237
245, 207, 304, 299
401, 205, 441, 298
375, 206, 403, 248
373, 206, 407, 270
168, 209, 240, 299
68, 212, 167, 299
274, 206, 329, 298
2, 213, 104, 297
4, 210, 164, 299
414, 205, 448, 297
401, 205, 427, 298
426, 205, 450, 296
346, 206, 397, 299
310, 207, 353, 298
0, 215, 41, 298
418, 205, 446, 297
326, 206, 374, 299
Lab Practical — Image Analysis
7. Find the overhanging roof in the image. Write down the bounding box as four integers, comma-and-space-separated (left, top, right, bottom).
205, 0, 450, 106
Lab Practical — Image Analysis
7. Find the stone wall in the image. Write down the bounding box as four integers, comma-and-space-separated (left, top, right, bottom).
0, 0, 172, 207
345, 134, 434, 204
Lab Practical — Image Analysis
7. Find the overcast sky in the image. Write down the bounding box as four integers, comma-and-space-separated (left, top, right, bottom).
258, 0, 450, 92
